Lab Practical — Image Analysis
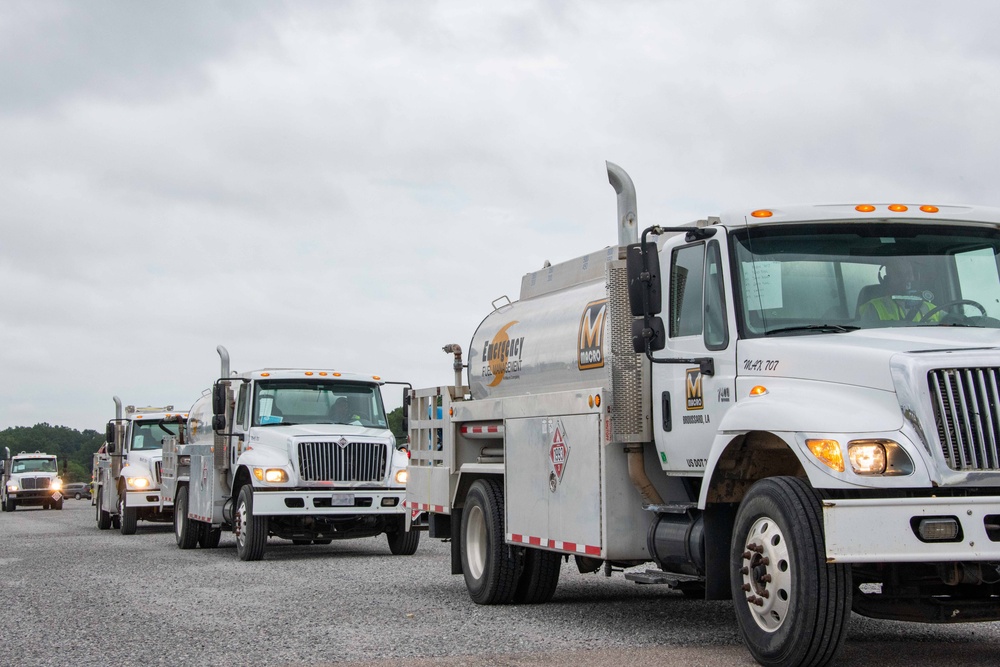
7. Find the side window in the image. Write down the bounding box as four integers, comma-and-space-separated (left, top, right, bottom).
704, 241, 729, 349
236, 383, 248, 429
670, 243, 705, 338
955, 246, 1000, 318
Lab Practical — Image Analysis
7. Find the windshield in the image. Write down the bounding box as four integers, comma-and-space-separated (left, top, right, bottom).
252, 380, 388, 428
732, 222, 1000, 337
12, 458, 57, 474
131, 420, 181, 451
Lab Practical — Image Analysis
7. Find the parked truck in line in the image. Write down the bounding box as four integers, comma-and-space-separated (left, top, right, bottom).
2, 449, 64, 511
94, 398, 187, 534
405, 162, 1000, 667
169, 346, 418, 560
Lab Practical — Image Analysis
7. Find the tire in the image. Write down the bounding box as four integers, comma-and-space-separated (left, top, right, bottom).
386, 516, 420, 556
461, 478, 519, 604
54, 499, 63, 510
235, 485, 267, 561
119, 491, 137, 535
174, 486, 198, 549
75, 493, 82, 500
731, 477, 851, 667
96, 488, 111, 529
512, 547, 561, 604
199, 523, 222, 549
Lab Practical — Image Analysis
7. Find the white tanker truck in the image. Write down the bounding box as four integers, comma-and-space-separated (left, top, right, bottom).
405, 162, 1000, 667
170, 346, 418, 560
94, 398, 186, 534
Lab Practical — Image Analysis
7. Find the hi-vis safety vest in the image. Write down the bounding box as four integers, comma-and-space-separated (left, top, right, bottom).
859, 296, 942, 322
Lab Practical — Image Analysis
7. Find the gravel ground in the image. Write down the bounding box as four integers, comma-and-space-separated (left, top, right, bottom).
2, 500, 1000, 667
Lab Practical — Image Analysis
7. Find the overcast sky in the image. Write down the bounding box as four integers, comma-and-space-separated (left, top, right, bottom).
3, 0, 1000, 431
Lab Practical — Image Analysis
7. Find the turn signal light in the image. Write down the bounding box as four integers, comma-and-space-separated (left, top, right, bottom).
806, 439, 845, 472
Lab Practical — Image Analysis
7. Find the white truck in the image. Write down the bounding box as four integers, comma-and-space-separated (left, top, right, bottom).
171, 346, 418, 560
94, 398, 187, 534
405, 162, 1000, 667
1, 449, 64, 511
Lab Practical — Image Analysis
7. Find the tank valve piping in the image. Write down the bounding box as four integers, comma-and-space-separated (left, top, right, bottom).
442, 344, 464, 394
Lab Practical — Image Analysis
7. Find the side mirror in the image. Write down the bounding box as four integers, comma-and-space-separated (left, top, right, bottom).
626, 242, 662, 316
105, 422, 115, 444
212, 414, 227, 432
212, 382, 227, 415
632, 316, 665, 353
401, 391, 412, 435
107, 439, 117, 454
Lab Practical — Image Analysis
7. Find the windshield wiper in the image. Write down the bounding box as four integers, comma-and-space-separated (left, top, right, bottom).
764, 324, 860, 336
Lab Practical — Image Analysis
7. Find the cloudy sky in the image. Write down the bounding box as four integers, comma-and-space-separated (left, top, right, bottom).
3, 0, 1000, 431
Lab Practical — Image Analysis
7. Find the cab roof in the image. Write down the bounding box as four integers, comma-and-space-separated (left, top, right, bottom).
712, 203, 1000, 228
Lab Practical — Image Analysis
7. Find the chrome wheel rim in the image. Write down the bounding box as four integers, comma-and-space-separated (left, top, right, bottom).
740, 516, 792, 632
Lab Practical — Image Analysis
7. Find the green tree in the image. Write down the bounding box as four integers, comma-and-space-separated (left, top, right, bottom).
0, 423, 104, 482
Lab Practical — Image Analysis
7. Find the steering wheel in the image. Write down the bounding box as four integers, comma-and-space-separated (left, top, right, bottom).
919, 299, 988, 322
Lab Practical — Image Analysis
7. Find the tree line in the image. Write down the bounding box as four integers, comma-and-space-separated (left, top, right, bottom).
0, 423, 104, 483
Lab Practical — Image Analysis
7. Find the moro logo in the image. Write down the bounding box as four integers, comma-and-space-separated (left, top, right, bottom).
686, 368, 704, 410
578, 299, 608, 370
483, 321, 525, 387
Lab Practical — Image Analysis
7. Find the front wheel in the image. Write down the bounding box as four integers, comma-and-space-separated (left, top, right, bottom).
731, 477, 851, 667
53, 498, 63, 510
174, 486, 198, 549
386, 516, 420, 555
461, 478, 519, 604
235, 485, 267, 561
119, 491, 137, 535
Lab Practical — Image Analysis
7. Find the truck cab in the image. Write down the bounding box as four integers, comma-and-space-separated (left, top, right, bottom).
94, 397, 187, 534
174, 346, 418, 561
2, 449, 64, 511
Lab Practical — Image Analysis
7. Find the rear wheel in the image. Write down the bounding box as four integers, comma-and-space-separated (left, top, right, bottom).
119, 491, 137, 535
461, 478, 518, 604
199, 523, 222, 549
96, 488, 111, 529
174, 486, 198, 549
513, 547, 561, 604
386, 516, 420, 555
731, 477, 851, 667
235, 485, 267, 561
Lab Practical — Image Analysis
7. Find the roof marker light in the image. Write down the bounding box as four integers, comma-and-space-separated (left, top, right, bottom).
333, 372, 342, 377
888, 204, 908, 212
920, 205, 939, 213
856, 204, 876, 213
372, 375, 381, 381
260, 372, 270, 377
751, 209, 773, 218
304, 371, 314, 376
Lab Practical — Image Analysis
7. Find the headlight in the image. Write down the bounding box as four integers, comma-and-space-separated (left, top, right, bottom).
126, 477, 150, 489
51, 479, 62, 491
395, 469, 408, 485
847, 439, 913, 476
253, 468, 288, 483
6, 483, 18, 492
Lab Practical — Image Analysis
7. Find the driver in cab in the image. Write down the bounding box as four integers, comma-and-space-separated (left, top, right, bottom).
859, 258, 942, 323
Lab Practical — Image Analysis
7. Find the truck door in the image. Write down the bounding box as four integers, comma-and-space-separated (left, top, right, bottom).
652, 236, 737, 474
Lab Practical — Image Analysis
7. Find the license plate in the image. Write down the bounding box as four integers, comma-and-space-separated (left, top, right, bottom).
330, 494, 355, 507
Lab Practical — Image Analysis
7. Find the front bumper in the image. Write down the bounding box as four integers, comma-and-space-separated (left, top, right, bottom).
251, 488, 407, 517
9, 490, 62, 503
126, 489, 172, 510
824, 496, 1000, 563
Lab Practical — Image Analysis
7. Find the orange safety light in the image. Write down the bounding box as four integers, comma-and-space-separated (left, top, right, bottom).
919, 205, 940, 213
749, 385, 768, 397
888, 204, 908, 212
751, 209, 773, 218
594, 394, 601, 407
260, 372, 270, 377
855, 204, 876, 213
333, 372, 342, 377
318, 372, 327, 376
372, 375, 381, 381
304, 371, 313, 376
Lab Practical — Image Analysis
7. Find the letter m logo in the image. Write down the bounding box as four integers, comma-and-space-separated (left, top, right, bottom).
578, 299, 608, 370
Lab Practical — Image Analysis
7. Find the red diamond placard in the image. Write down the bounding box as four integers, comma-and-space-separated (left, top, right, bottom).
550, 427, 567, 481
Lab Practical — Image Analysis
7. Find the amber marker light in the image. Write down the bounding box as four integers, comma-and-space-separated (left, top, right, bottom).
260, 372, 270, 377
594, 394, 601, 407
920, 205, 940, 213
806, 439, 845, 472
333, 372, 342, 377
888, 204, 908, 212
749, 385, 768, 397
372, 375, 381, 381
751, 209, 773, 218
855, 204, 876, 213
304, 371, 314, 376
319, 372, 327, 376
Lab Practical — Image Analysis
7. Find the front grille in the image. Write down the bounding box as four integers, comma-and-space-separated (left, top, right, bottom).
298, 441, 388, 482
19, 477, 51, 490
929, 367, 1000, 471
